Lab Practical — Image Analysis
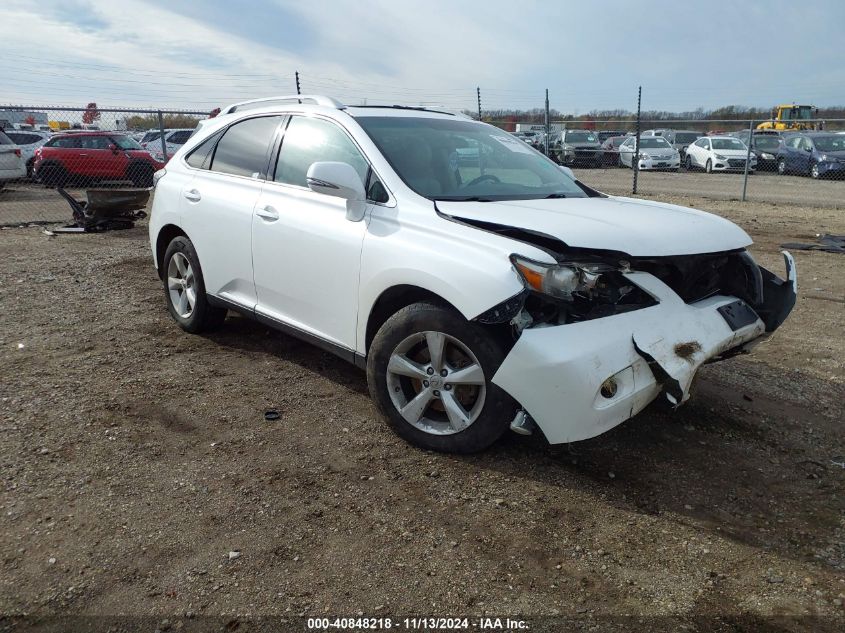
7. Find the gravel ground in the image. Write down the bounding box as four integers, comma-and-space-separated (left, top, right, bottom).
1, 193, 844, 632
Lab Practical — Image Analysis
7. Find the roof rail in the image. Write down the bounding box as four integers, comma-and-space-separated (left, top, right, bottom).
223, 95, 345, 114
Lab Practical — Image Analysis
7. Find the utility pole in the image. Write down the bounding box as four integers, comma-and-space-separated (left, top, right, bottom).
544, 89, 550, 156
632, 85, 642, 195
741, 119, 754, 201
477, 87, 482, 121
295, 71, 301, 95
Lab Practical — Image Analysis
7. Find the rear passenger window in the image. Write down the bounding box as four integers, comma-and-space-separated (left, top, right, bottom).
186, 130, 223, 169
47, 136, 81, 148
210, 116, 282, 178
275, 117, 368, 188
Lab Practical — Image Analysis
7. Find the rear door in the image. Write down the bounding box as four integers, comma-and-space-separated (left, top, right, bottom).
180, 115, 283, 308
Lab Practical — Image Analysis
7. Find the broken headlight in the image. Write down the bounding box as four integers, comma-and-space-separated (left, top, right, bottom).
511, 255, 619, 300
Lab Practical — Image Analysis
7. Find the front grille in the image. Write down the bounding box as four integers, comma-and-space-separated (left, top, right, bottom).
631, 251, 760, 305
728, 158, 747, 167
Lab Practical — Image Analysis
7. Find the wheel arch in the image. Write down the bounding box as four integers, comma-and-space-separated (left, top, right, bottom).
155, 224, 188, 278
364, 284, 459, 353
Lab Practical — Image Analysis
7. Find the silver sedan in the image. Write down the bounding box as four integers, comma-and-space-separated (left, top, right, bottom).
618, 136, 681, 171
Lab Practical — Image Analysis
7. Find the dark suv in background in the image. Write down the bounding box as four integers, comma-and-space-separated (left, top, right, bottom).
551, 129, 603, 166
731, 130, 783, 171
33, 132, 165, 187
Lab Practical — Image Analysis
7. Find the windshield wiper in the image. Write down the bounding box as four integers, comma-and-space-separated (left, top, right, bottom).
440, 196, 494, 202
544, 192, 568, 198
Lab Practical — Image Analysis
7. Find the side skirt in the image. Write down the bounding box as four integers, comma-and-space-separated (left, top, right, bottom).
207, 294, 367, 369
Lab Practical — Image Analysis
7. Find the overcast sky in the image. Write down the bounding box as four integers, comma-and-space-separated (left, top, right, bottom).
2, 0, 843, 114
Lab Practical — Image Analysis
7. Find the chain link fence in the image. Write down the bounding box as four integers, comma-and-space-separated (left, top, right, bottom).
0, 105, 213, 226
2, 103, 845, 227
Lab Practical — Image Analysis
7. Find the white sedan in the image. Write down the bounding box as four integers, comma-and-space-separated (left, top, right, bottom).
686, 136, 757, 173
618, 136, 680, 170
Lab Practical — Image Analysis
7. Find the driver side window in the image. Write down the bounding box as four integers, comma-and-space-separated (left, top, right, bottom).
275, 117, 369, 189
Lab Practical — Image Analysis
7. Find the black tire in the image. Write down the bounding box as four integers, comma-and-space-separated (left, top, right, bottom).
161, 236, 227, 333
127, 162, 154, 188
26, 158, 35, 179
705, 159, 713, 174
685, 155, 693, 170
38, 163, 68, 188
367, 302, 517, 453
777, 159, 787, 176
811, 163, 820, 179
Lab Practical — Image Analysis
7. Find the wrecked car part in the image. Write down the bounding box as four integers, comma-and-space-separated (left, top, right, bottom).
509, 410, 536, 436
492, 271, 775, 443
754, 252, 798, 332
473, 290, 528, 324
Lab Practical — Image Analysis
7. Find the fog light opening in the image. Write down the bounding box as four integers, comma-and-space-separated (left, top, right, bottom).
600, 378, 618, 399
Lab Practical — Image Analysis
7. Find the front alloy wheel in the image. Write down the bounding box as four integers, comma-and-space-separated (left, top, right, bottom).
811, 163, 820, 179
778, 159, 787, 175
367, 302, 517, 453
386, 331, 486, 435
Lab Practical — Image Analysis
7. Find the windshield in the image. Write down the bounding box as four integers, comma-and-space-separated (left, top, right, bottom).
113, 136, 143, 150
356, 116, 588, 201
812, 135, 845, 152
711, 138, 746, 150
639, 138, 672, 148
674, 132, 700, 143
141, 131, 161, 143
797, 106, 813, 120
754, 136, 781, 150
565, 131, 598, 143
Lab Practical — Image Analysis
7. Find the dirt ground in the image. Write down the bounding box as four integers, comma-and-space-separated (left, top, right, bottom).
1, 191, 844, 632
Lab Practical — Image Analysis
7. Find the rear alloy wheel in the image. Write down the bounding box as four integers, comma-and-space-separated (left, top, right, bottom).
778, 159, 787, 176
162, 236, 227, 333
811, 163, 820, 179
367, 302, 517, 453
705, 159, 713, 174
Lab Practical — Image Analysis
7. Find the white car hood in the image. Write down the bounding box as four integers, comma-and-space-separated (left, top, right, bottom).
712, 148, 752, 157
438, 195, 751, 257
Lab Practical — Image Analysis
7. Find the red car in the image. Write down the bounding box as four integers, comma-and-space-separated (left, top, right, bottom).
33, 132, 166, 188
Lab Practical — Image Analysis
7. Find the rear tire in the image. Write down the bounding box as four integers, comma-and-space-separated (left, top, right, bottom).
161, 236, 227, 334
367, 302, 517, 453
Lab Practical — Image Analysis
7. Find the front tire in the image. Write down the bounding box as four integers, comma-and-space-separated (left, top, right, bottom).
685, 155, 694, 170
811, 163, 820, 179
777, 159, 787, 176
367, 302, 517, 453
161, 236, 227, 333
705, 159, 713, 174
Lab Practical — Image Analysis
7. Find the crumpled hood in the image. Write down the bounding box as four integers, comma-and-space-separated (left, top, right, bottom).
437, 195, 752, 257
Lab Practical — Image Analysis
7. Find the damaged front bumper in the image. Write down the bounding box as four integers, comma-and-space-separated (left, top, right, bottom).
492, 252, 797, 444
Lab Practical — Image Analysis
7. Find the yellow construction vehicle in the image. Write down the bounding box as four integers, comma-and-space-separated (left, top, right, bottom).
757, 104, 819, 131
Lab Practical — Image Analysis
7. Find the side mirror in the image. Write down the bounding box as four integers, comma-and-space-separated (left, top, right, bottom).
306, 161, 367, 222
108, 143, 118, 152
558, 165, 576, 180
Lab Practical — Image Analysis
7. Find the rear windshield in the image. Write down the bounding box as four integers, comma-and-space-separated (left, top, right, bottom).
754, 136, 781, 150
674, 132, 700, 143
639, 138, 672, 148
711, 138, 746, 150
564, 131, 598, 143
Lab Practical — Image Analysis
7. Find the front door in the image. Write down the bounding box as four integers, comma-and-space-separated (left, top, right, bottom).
251, 115, 373, 351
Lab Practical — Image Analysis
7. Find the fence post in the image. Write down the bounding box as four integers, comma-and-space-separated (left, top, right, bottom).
157, 110, 167, 161
632, 85, 641, 195
741, 119, 754, 202
544, 89, 550, 157
295, 71, 301, 95
477, 87, 482, 121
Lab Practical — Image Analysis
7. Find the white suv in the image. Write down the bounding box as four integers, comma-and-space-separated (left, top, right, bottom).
148, 95, 797, 453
